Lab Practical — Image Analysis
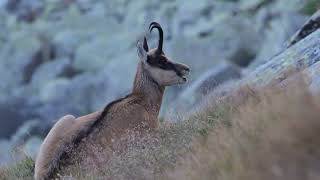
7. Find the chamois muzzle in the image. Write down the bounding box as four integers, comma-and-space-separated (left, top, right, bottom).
174, 63, 190, 82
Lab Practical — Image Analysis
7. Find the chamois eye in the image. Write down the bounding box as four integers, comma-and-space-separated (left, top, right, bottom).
146, 56, 152, 64
159, 60, 168, 67
161, 58, 167, 63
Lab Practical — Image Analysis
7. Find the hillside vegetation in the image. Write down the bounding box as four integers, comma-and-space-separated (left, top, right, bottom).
170, 81, 320, 180
1, 79, 320, 180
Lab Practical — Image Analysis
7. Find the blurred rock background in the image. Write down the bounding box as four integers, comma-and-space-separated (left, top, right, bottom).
0, 0, 318, 165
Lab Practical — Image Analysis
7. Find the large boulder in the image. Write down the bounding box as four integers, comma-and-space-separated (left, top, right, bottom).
73, 33, 133, 72
165, 62, 242, 117
180, 62, 241, 101
30, 58, 73, 89
0, 98, 29, 139
6, 0, 44, 22
245, 30, 320, 88
10, 119, 42, 145
169, 11, 262, 73
203, 29, 320, 105
34, 71, 120, 122
248, 12, 307, 69
0, 32, 41, 98
276, 61, 320, 95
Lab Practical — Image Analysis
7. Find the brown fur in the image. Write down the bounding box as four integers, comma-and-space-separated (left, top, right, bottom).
34, 22, 190, 180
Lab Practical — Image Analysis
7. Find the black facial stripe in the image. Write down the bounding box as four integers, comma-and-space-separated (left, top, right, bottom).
146, 57, 182, 76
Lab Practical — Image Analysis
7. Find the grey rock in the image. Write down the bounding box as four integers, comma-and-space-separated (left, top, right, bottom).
309, 72, 320, 96
239, 0, 269, 11
173, 1, 210, 30
35, 71, 121, 123
52, 30, 81, 58
36, 77, 87, 121
73, 34, 132, 72
194, 29, 320, 116
0, 33, 41, 96
122, 0, 152, 28
6, 0, 44, 22
99, 50, 137, 94
10, 119, 41, 145
30, 58, 73, 89
245, 30, 320, 88
168, 36, 224, 78
272, 0, 304, 13
249, 12, 307, 69
198, 63, 242, 95
170, 13, 262, 73
0, 96, 34, 139
167, 62, 242, 116
276, 61, 320, 95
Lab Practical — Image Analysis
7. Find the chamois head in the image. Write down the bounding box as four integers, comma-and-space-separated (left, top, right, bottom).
137, 22, 190, 86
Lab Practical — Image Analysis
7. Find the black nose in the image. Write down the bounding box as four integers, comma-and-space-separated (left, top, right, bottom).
179, 64, 190, 72
173, 63, 190, 76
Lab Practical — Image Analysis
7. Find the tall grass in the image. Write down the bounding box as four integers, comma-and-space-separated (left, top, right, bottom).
168, 82, 320, 180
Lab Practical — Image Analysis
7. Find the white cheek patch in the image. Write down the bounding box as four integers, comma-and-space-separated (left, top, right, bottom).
145, 64, 181, 86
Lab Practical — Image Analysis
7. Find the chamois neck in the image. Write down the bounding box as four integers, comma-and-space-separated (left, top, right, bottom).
132, 62, 165, 117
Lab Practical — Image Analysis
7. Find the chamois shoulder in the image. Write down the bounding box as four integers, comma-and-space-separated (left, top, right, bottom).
94, 94, 143, 120
109, 94, 144, 111
88, 94, 150, 132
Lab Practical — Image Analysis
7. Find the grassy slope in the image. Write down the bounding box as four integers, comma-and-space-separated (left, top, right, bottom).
169, 81, 320, 180
1, 79, 320, 180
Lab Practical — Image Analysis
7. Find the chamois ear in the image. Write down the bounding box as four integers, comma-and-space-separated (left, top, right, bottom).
136, 40, 148, 62
143, 37, 149, 52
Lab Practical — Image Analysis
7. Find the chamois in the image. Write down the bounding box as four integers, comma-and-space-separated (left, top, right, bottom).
34, 22, 190, 180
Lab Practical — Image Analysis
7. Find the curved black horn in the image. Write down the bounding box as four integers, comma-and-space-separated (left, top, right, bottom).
149, 22, 163, 54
